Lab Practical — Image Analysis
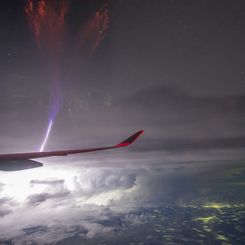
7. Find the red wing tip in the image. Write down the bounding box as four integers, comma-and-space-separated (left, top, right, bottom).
116, 130, 144, 147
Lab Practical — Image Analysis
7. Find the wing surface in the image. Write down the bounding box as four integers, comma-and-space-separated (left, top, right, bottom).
0, 130, 144, 161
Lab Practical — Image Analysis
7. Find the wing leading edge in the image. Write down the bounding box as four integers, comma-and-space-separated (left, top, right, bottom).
0, 130, 144, 161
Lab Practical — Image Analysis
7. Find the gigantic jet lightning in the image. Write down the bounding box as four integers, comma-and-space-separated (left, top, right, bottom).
0, 131, 144, 171
25, 0, 111, 152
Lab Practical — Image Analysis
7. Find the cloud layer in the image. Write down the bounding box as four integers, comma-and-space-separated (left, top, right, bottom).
0, 149, 244, 244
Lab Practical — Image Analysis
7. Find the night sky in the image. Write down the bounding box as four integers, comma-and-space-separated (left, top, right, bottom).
0, 0, 245, 244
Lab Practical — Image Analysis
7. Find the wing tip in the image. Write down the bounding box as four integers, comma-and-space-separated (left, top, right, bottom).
116, 130, 144, 147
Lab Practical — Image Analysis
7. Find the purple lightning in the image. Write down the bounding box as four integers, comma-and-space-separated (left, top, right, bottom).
40, 120, 53, 152
25, 1, 111, 152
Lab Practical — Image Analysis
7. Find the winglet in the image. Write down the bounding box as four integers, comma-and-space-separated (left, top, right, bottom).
116, 130, 144, 147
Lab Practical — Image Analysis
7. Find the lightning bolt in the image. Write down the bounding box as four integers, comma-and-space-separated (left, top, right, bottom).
40, 120, 53, 152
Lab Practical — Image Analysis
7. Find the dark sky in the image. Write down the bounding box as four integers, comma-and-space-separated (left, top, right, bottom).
0, 0, 245, 152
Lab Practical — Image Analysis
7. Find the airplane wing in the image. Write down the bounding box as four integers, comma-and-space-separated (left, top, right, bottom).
0, 130, 144, 161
